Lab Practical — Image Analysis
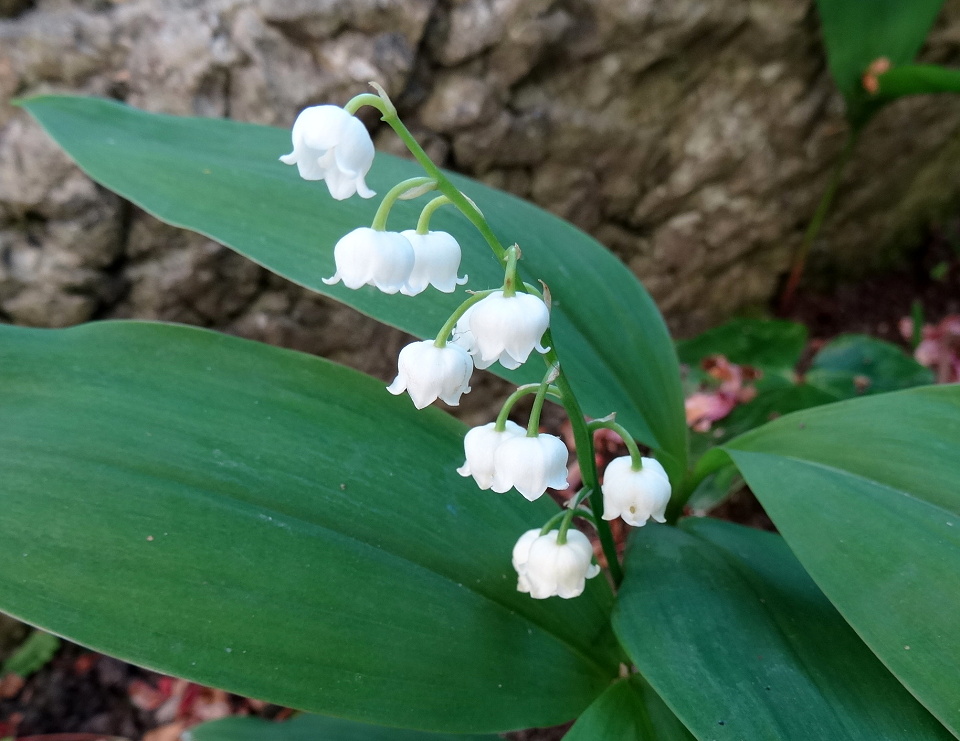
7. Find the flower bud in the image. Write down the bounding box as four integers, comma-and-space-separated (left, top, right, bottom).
387, 340, 473, 409
322, 227, 414, 294
452, 291, 549, 370
399, 230, 468, 296
601, 456, 671, 526
491, 433, 569, 501
512, 528, 600, 599
279, 105, 376, 200
457, 421, 525, 490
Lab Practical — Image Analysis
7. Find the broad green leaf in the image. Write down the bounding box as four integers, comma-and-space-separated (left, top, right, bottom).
0, 321, 619, 733
815, 0, 945, 124
18, 95, 686, 481
875, 64, 960, 102
725, 385, 960, 735
565, 676, 695, 741
807, 333, 933, 399
676, 318, 806, 375
1, 630, 60, 678
612, 518, 953, 741
186, 714, 499, 741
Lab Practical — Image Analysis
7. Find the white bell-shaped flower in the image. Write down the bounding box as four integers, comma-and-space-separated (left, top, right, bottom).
387, 340, 473, 409
452, 291, 549, 370
601, 456, 671, 527
451, 305, 478, 353
322, 227, 414, 294
491, 432, 569, 501
457, 421, 525, 489
512, 528, 600, 599
279, 105, 376, 201
399, 230, 468, 296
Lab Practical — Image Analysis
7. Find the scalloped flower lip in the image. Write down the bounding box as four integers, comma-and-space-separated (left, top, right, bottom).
491, 433, 569, 501
513, 528, 600, 600
322, 227, 415, 294
399, 230, 468, 296
453, 291, 550, 370
387, 340, 473, 409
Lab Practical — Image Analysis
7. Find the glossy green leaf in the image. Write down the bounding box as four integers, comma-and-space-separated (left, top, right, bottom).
612, 518, 953, 741
0, 321, 619, 733
807, 333, 933, 399
186, 714, 499, 741
815, 0, 945, 124
18, 95, 686, 480
565, 676, 695, 741
725, 385, 960, 735
875, 64, 960, 102
676, 318, 806, 374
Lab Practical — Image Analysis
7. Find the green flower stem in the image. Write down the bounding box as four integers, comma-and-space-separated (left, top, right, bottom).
541, 330, 623, 585
557, 508, 576, 545
371, 177, 436, 231
539, 509, 569, 536
502, 245, 520, 298
416, 195, 453, 235
432, 289, 497, 348
587, 419, 645, 471
539, 490, 597, 541
570, 486, 595, 510
494, 382, 562, 432
344, 93, 391, 117
556, 493, 598, 544
571, 508, 597, 527
348, 88, 508, 262
525, 365, 556, 437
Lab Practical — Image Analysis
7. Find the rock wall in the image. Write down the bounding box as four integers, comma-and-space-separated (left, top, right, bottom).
2, 0, 960, 379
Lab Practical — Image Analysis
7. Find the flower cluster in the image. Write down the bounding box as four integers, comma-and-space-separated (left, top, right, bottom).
323, 226, 468, 296
457, 422, 568, 501
282, 90, 672, 601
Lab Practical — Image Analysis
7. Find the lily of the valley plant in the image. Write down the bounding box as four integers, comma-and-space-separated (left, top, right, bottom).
1, 81, 958, 741
282, 85, 672, 597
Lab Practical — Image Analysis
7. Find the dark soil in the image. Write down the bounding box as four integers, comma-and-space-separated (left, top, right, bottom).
0, 641, 290, 739
786, 218, 960, 342
0, 644, 155, 738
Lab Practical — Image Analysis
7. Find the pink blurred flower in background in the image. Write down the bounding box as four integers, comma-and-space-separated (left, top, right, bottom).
900, 314, 960, 384
684, 355, 760, 432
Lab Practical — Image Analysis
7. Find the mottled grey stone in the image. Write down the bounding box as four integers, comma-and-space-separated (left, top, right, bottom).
0, 0, 959, 373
